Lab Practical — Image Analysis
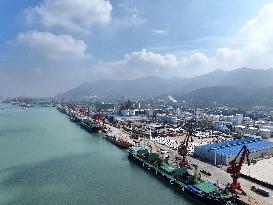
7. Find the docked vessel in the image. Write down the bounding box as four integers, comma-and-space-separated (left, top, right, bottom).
80, 117, 102, 133
57, 105, 66, 114
105, 132, 132, 149
57, 104, 103, 133
128, 146, 238, 205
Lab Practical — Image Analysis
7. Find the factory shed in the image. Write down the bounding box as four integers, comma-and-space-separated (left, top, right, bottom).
194, 136, 273, 165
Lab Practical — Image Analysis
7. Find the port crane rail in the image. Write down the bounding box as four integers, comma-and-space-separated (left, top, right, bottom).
227, 145, 250, 195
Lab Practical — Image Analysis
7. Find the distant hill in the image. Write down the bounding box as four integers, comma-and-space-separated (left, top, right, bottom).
171, 67, 273, 94
180, 86, 248, 106
56, 68, 273, 106
56, 76, 188, 100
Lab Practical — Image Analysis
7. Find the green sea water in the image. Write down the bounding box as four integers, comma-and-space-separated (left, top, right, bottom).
0, 103, 193, 205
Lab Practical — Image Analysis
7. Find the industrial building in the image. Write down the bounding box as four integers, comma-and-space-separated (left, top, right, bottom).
157, 114, 178, 123
194, 136, 273, 165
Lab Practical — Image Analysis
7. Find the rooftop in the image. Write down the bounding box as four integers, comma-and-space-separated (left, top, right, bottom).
196, 136, 273, 157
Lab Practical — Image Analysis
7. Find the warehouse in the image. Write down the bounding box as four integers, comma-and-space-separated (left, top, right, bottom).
194, 136, 273, 165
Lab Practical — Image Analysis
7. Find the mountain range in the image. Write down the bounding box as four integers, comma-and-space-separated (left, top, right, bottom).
56, 68, 273, 106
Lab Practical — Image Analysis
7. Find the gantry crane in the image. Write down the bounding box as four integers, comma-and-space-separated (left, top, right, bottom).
226, 145, 250, 195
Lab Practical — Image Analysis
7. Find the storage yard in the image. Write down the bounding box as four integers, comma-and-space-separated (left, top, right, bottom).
241, 156, 273, 185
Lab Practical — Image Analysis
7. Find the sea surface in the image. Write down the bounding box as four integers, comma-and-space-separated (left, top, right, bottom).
0, 103, 193, 205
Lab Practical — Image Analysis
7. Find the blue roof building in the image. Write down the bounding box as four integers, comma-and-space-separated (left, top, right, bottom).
194, 136, 273, 165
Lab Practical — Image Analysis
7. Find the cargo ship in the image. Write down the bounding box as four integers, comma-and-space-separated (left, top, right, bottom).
105, 132, 132, 149
57, 104, 67, 114
57, 104, 102, 133
68, 112, 82, 123
128, 146, 238, 205
80, 118, 102, 133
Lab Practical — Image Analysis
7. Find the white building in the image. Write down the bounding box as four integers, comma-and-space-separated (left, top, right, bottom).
247, 127, 258, 135
136, 102, 141, 109
227, 115, 234, 122
235, 125, 246, 134
176, 108, 181, 116
261, 125, 273, 137
219, 115, 225, 121
234, 114, 244, 125
259, 128, 271, 139
157, 114, 177, 123
208, 114, 220, 122
208, 115, 213, 122
147, 109, 154, 118
214, 121, 232, 132
213, 115, 220, 122
194, 108, 202, 119
129, 109, 136, 116
243, 117, 252, 124
120, 109, 129, 116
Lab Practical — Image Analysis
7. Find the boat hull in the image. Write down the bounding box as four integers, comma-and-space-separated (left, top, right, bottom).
80, 122, 102, 133
106, 136, 131, 149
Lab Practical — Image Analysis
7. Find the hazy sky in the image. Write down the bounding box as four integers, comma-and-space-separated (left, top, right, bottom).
1, 0, 273, 96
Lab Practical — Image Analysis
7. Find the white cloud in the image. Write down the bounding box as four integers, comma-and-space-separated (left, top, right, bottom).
25, 0, 112, 33
173, 3, 273, 75
14, 2, 273, 82
216, 48, 240, 61
16, 31, 88, 60
128, 12, 146, 26
125, 49, 177, 67
91, 49, 178, 79
113, 3, 146, 27
152, 29, 168, 35
239, 3, 273, 68
33, 67, 43, 76
189, 52, 209, 65
214, 48, 241, 69
81, 2, 273, 79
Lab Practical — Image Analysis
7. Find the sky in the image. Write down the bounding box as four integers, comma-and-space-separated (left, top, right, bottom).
1, 0, 273, 96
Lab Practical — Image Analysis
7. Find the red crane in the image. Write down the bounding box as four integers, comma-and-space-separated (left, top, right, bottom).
67, 104, 76, 111
93, 108, 104, 125
227, 145, 250, 195
178, 126, 193, 167
79, 106, 88, 116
